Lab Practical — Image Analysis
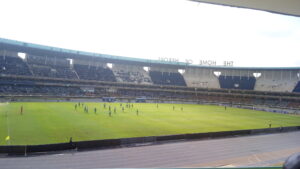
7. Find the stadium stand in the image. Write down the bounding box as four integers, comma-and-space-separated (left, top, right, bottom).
255, 70, 299, 92
288, 102, 300, 109
277, 100, 290, 107
27, 55, 78, 79
149, 71, 186, 86
293, 81, 300, 92
0, 85, 83, 96
0, 56, 32, 76
218, 75, 256, 90
112, 64, 152, 84
29, 65, 78, 79
0, 38, 300, 110
73, 64, 116, 82
183, 68, 220, 88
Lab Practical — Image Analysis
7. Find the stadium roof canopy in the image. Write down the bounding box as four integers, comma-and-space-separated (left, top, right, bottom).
189, 0, 300, 17
0, 37, 300, 70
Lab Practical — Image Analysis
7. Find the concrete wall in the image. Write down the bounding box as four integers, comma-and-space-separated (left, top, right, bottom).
183, 68, 220, 88
255, 70, 300, 92
1, 126, 299, 155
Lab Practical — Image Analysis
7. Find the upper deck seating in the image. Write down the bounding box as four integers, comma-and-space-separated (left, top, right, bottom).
74, 64, 116, 82
0, 56, 32, 76
149, 71, 186, 86
219, 75, 256, 90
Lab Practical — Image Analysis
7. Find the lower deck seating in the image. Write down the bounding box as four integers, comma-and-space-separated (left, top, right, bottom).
0, 85, 83, 96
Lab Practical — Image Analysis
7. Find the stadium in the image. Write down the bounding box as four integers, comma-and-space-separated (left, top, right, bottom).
0, 37, 300, 167
1, 1, 300, 169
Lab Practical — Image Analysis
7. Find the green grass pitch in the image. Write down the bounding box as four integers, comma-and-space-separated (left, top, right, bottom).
0, 102, 300, 145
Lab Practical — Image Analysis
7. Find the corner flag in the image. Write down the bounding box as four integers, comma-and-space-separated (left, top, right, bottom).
5, 136, 10, 141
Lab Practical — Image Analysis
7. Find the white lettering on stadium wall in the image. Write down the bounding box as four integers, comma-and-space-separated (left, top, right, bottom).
199, 60, 216, 66
158, 57, 179, 63
157, 57, 234, 67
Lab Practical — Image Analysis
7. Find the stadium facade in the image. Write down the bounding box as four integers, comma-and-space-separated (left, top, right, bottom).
0, 38, 299, 109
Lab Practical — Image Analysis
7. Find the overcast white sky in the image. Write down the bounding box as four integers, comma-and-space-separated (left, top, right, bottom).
1, 0, 300, 67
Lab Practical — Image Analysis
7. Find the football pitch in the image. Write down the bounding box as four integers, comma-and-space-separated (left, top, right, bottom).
0, 102, 300, 145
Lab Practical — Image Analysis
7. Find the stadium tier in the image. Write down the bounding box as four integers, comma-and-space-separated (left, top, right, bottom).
0, 55, 32, 76
149, 71, 187, 86
293, 81, 300, 92
113, 63, 152, 84
219, 75, 256, 90
0, 38, 300, 109
73, 64, 116, 81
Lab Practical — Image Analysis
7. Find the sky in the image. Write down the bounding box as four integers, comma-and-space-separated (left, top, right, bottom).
1, 0, 300, 67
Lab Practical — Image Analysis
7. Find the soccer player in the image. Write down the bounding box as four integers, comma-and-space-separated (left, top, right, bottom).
181, 107, 183, 111
104, 103, 106, 109
20, 105, 23, 115
136, 109, 139, 116
75, 104, 77, 110
109, 110, 112, 117
173, 105, 175, 111
94, 107, 97, 114
114, 107, 116, 114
